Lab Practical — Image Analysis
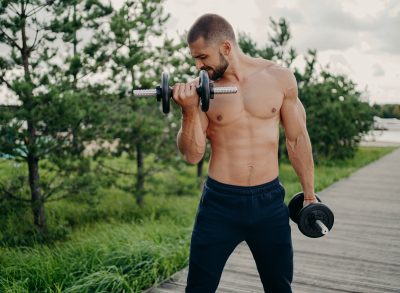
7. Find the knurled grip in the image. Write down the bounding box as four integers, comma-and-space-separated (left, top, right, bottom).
133, 89, 157, 96
212, 86, 238, 94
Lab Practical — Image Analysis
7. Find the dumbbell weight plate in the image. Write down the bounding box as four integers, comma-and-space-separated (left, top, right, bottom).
161, 72, 171, 114
298, 202, 334, 238
288, 192, 321, 223
197, 70, 210, 112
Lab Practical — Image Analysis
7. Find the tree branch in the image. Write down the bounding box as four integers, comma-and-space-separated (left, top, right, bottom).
77, 43, 125, 82
0, 182, 31, 203
143, 166, 165, 178
36, 117, 84, 157
26, 4, 48, 18
98, 161, 135, 176
0, 74, 13, 90
36, 133, 72, 157
43, 180, 66, 200
0, 27, 22, 50
112, 181, 132, 193
29, 34, 46, 52
46, 191, 77, 202
41, 170, 62, 199
28, 27, 41, 53
8, 4, 21, 16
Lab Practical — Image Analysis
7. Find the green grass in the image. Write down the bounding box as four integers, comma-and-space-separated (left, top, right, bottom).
0, 146, 397, 292
0, 194, 199, 292
0, 218, 192, 292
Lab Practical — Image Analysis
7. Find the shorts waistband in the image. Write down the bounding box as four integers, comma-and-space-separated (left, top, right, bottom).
205, 175, 281, 196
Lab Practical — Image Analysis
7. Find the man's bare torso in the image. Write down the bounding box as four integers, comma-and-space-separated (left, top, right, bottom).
204, 59, 287, 186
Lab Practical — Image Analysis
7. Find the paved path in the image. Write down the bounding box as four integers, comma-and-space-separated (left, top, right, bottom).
145, 148, 400, 293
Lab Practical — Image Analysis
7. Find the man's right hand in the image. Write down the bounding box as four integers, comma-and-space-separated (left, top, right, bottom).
172, 81, 200, 111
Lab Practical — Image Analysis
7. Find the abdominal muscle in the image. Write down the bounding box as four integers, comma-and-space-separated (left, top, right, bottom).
206, 114, 280, 186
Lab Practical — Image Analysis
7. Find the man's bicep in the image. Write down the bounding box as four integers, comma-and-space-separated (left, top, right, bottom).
281, 96, 307, 142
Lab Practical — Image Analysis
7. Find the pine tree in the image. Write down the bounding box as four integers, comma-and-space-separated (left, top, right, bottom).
0, 0, 113, 234
85, 0, 182, 207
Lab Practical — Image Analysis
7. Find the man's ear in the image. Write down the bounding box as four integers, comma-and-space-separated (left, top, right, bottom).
220, 40, 231, 56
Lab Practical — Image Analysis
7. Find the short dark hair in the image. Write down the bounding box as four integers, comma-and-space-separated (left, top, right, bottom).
187, 14, 236, 45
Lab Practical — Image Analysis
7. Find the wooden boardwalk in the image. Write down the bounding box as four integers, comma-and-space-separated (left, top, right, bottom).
145, 148, 400, 293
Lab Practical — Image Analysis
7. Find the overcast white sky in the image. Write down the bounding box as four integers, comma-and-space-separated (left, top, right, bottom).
147, 0, 400, 104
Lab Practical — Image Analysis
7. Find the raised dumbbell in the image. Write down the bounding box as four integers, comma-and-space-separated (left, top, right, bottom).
133, 70, 238, 114
288, 192, 334, 238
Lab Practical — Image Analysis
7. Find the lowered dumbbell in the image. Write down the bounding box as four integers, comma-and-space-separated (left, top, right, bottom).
288, 192, 334, 238
133, 70, 238, 113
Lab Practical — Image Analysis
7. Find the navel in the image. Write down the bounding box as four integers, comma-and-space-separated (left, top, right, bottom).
247, 164, 254, 185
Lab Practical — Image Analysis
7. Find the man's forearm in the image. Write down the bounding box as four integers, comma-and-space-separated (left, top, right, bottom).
286, 131, 315, 198
177, 107, 206, 164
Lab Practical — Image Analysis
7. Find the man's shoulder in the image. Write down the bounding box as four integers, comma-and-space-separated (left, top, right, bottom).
246, 58, 282, 78
261, 60, 292, 77
245, 57, 295, 85
250, 57, 276, 72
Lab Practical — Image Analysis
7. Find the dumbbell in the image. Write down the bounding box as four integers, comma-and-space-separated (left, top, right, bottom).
288, 192, 334, 238
133, 70, 238, 113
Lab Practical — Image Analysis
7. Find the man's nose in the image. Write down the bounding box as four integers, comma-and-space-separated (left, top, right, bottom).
195, 59, 204, 70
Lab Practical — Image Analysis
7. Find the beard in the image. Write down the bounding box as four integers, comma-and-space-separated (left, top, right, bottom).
202, 52, 229, 81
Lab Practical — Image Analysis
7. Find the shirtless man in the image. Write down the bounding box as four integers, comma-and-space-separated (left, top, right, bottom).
173, 14, 318, 293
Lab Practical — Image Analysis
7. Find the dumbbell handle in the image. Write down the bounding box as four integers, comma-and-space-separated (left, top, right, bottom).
133, 89, 158, 97
315, 219, 329, 235
212, 86, 238, 94
133, 89, 157, 97
133, 86, 238, 97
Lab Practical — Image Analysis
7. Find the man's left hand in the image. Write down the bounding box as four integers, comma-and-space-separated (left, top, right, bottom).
303, 196, 318, 208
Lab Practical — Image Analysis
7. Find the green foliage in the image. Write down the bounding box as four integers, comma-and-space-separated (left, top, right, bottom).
0, 200, 71, 247
83, 0, 182, 206
239, 17, 296, 67
297, 59, 374, 161
371, 103, 400, 119
0, 219, 191, 293
90, 6, 207, 206
146, 166, 199, 197
0, 0, 115, 231
0, 156, 198, 246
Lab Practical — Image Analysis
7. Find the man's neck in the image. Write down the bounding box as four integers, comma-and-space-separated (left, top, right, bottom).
222, 51, 257, 83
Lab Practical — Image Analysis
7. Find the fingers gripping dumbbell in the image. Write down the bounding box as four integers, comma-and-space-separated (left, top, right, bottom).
133, 70, 238, 113
288, 192, 334, 238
